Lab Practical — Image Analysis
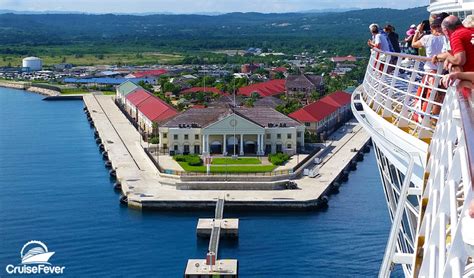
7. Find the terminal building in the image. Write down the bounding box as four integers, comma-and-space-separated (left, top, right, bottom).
115, 81, 305, 156
159, 107, 305, 156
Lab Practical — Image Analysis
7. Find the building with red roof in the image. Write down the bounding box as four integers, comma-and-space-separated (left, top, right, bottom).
127, 69, 168, 79
120, 82, 178, 135
124, 88, 152, 118
330, 55, 357, 63
180, 87, 226, 95
238, 79, 286, 97
289, 91, 352, 137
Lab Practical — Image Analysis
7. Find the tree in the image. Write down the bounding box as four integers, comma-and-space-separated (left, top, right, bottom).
138, 80, 154, 92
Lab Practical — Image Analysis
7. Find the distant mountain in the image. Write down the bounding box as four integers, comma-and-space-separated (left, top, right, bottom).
298, 8, 362, 13
0, 6, 429, 55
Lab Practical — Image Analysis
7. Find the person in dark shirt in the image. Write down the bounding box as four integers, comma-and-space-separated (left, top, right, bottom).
384, 25, 401, 53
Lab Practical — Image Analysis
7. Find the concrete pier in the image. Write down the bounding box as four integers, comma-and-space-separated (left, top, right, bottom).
197, 198, 239, 238
184, 259, 238, 277
186, 198, 238, 277
83, 95, 370, 210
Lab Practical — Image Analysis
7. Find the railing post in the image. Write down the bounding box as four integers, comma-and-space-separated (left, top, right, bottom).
398, 60, 421, 129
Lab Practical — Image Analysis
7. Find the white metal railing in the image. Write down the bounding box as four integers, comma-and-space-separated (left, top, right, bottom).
352, 90, 423, 277
356, 48, 474, 277
362, 49, 448, 141
415, 85, 474, 277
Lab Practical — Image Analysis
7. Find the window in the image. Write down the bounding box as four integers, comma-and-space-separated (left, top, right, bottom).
174, 145, 178, 151
277, 134, 281, 139
183, 145, 190, 154
287, 144, 292, 149
265, 144, 272, 154
194, 145, 200, 154
287, 133, 292, 139
163, 144, 167, 150
297, 132, 302, 138
195, 134, 199, 140
163, 133, 167, 139
305, 122, 311, 127
184, 134, 189, 140
276, 144, 283, 152
266, 134, 271, 140
173, 134, 178, 140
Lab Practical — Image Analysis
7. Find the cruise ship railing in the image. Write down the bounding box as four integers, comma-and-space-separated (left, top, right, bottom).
362, 48, 448, 142
351, 91, 422, 277
414, 85, 474, 277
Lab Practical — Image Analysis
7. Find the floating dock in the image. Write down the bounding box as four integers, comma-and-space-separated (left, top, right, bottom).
83, 95, 370, 210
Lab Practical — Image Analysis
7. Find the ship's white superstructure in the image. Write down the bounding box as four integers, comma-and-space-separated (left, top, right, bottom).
352, 6, 474, 276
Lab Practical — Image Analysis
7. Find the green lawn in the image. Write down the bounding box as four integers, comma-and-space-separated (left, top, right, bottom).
102, 91, 116, 95
60, 88, 91, 95
177, 162, 275, 173
211, 157, 262, 165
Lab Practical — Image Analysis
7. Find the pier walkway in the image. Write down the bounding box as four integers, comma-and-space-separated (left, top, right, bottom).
84, 95, 370, 209
186, 198, 238, 277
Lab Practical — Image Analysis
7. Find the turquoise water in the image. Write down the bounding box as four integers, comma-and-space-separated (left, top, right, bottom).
0, 88, 401, 277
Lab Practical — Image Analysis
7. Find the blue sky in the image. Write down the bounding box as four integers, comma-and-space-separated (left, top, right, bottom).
0, 0, 424, 13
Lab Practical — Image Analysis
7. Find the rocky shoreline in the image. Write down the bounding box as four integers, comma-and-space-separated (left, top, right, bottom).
0, 81, 60, 96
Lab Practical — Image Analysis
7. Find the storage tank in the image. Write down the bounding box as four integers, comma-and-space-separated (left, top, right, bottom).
22, 57, 43, 71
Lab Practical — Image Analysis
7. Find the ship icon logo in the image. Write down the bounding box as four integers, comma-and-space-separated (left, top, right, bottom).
20, 241, 55, 265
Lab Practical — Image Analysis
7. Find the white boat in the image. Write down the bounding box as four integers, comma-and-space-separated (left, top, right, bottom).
352, 2, 474, 277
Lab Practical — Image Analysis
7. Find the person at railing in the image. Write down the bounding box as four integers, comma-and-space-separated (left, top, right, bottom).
411, 17, 446, 121
367, 23, 392, 52
432, 16, 474, 73
442, 71, 474, 89
368, 23, 392, 71
462, 200, 474, 258
404, 24, 419, 55
384, 25, 401, 53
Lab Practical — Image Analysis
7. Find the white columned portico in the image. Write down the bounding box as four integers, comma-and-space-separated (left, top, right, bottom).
240, 134, 244, 155
223, 134, 227, 155
257, 133, 264, 155
202, 134, 206, 154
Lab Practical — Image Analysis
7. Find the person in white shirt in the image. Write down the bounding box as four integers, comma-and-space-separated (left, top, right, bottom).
411, 18, 446, 120
367, 23, 391, 52
412, 18, 445, 72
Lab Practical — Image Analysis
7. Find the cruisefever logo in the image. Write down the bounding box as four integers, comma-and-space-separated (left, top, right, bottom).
5, 241, 66, 275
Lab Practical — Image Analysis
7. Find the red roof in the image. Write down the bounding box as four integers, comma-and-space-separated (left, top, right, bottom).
238, 79, 286, 97
181, 87, 226, 95
131, 69, 167, 78
126, 89, 152, 106
137, 96, 178, 123
192, 104, 206, 109
289, 91, 351, 122
272, 67, 287, 73
330, 55, 357, 62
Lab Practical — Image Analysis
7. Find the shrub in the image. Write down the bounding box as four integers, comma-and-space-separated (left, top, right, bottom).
173, 154, 203, 166
268, 152, 290, 166
186, 156, 203, 166
173, 154, 186, 162
149, 136, 159, 144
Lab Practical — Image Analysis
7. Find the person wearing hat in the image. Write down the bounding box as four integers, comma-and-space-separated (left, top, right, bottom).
404, 24, 418, 55
367, 23, 391, 52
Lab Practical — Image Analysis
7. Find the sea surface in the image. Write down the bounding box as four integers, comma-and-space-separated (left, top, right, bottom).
0, 88, 402, 277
